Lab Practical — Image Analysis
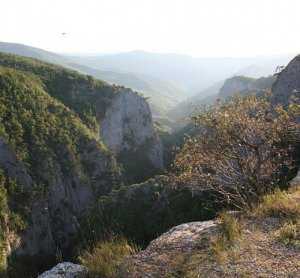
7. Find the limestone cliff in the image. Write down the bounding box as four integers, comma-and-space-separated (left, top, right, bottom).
100, 88, 163, 177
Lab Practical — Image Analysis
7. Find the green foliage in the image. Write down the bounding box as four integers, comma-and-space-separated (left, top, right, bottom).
79, 176, 218, 249
0, 52, 117, 131
0, 67, 116, 192
0, 170, 28, 276
79, 237, 138, 278
0, 65, 120, 276
118, 138, 162, 184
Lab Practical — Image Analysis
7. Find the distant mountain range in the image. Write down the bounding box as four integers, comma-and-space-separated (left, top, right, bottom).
0, 41, 295, 121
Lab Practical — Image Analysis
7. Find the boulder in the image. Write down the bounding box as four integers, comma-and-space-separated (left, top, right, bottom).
125, 221, 217, 277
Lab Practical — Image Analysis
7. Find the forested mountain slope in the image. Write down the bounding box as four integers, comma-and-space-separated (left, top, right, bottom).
0, 52, 163, 276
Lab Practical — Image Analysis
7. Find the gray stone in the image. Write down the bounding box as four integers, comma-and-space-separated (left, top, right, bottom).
38, 262, 88, 278
100, 88, 163, 169
272, 55, 300, 106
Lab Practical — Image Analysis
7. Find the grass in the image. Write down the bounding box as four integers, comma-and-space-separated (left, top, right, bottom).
78, 237, 139, 278
210, 212, 242, 264
276, 221, 300, 248
124, 188, 300, 277
253, 188, 300, 221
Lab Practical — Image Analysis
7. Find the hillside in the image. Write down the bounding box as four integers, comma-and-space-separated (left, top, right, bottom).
0, 42, 183, 118
0, 42, 70, 66
168, 74, 276, 124
0, 67, 120, 275
67, 62, 182, 117
0, 52, 164, 180
0, 52, 164, 276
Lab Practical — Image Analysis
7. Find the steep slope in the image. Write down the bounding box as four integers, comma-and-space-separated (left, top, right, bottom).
0, 53, 163, 182
0, 68, 120, 275
0, 53, 163, 276
0, 41, 70, 66
68, 62, 183, 117
0, 42, 181, 118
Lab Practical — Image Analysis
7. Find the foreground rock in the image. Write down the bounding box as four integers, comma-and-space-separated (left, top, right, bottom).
125, 221, 217, 277
38, 263, 87, 278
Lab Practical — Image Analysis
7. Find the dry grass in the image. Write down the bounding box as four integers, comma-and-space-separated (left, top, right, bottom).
78, 237, 139, 278
276, 220, 300, 248
180, 188, 300, 277
253, 188, 300, 221
122, 188, 300, 277
210, 212, 242, 264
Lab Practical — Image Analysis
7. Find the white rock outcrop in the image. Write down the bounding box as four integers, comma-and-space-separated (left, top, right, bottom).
100, 88, 163, 169
38, 262, 87, 278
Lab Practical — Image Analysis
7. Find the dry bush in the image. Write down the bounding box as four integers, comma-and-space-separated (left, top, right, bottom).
174, 96, 297, 209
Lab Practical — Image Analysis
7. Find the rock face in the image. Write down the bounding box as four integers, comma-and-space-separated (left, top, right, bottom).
100, 88, 164, 171
126, 221, 217, 277
272, 55, 300, 106
38, 262, 87, 278
0, 136, 118, 259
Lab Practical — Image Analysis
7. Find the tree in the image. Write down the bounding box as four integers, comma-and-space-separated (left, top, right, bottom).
174, 96, 298, 209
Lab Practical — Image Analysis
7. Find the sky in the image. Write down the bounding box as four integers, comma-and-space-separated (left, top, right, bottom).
1, 0, 300, 57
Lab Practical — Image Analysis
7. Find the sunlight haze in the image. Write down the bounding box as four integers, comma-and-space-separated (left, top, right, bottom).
1, 0, 300, 57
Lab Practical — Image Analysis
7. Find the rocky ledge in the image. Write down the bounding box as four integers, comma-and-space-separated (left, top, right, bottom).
125, 221, 217, 277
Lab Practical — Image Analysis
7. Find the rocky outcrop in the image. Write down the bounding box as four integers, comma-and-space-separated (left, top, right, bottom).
38, 262, 87, 278
272, 55, 300, 106
99, 88, 163, 172
125, 221, 217, 277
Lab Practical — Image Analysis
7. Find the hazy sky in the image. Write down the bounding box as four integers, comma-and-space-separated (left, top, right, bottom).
1, 0, 300, 57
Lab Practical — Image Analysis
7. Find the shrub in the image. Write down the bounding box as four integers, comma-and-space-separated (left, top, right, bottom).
174, 96, 297, 209
78, 237, 139, 278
